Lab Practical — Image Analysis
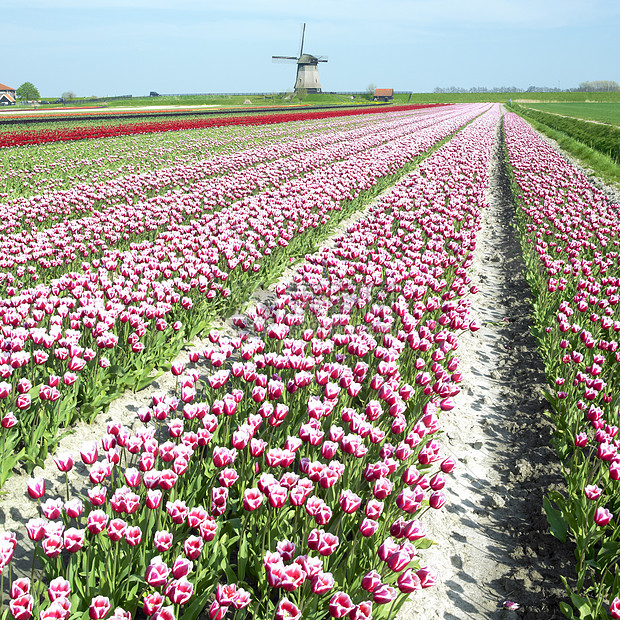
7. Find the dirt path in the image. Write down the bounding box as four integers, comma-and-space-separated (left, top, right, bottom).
399, 115, 576, 619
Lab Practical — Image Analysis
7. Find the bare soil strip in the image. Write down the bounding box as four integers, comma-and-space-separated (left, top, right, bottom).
398, 115, 575, 619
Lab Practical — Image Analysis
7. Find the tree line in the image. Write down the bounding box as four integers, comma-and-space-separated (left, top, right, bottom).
434, 81, 619, 94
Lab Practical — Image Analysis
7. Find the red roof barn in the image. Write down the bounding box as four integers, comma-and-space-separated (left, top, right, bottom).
373, 88, 394, 102
0, 83, 16, 105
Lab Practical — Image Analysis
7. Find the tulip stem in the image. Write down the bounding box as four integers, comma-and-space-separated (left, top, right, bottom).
0, 428, 5, 474
260, 505, 272, 555
124, 546, 136, 602
30, 542, 37, 584
345, 528, 363, 577
386, 597, 398, 619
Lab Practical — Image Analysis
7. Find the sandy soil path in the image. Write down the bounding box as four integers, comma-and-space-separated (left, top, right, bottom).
398, 115, 575, 619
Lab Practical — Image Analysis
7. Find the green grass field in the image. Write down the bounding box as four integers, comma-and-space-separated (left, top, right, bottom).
518, 103, 620, 126
395, 91, 620, 104
32, 90, 620, 109
38, 92, 375, 109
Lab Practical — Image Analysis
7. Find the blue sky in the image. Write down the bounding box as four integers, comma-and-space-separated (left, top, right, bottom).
2, 0, 619, 97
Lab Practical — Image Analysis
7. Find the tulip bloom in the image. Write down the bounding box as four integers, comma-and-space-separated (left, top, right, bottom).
350, 602, 373, 620
397, 568, 422, 593
310, 573, 336, 594
89, 596, 111, 620
594, 507, 613, 527
53, 453, 73, 473
169, 577, 194, 605
154, 530, 174, 552
311, 570, 335, 595
372, 584, 397, 604
361, 570, 382, 593
48, 577, 71, 602
145, 559, 170, 587
275, 598, 301, 620
417, 566, 439, 588
26, 477, 45, 499
11, 578, 31, 599
9, 595, 34, 620
280, 564, 307, 592
63, 528, 85, 553
359, 518, 379, 537
1, 412, 17, 428
125, 526, 142, 547
329, 592, 355, 618
86, 510, 109, 535
143, 592, 164, 616
25, 518, 46, 542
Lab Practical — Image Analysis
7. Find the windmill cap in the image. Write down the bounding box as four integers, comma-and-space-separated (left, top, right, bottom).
298, 53, 320, 64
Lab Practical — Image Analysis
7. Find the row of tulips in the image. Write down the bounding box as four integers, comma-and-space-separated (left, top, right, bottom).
0, 103, 499, 620
0, 107, 470, 283
0, 105, 444, 149
0, 109, 438, 234
503, 111, 620, 618
0, 104, 489, 486
0, 112, 380, 206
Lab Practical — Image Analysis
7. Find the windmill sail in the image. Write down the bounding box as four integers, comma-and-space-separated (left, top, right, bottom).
299, 23, 306, 58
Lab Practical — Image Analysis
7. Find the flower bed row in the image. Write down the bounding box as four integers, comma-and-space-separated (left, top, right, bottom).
0, 104, 499, 620
0, 113, 375, 204
0, 109, 438, 233
503, 111, 620, 619
0, 107, 470, 283
0, 105, 489, 487
0, 105, 444, 149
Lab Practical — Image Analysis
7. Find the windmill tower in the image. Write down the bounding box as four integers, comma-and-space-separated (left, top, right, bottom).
272, 24, 328, 94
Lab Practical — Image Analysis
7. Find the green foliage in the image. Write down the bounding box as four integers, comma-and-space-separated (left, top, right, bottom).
393, 91, 620, 104
15, 81, 40, 101
507, 105, 620, 187
13, 90, 620, 112
521, 103, 620, 126
543, 495, 569, 543
512, 105, 620, 163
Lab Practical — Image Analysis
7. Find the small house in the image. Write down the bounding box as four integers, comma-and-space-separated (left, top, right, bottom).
0, 83, 16, 105
373, 88, 393, 102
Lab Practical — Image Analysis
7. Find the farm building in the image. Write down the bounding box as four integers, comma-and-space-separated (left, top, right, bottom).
0, 83, 16, 105
373, 88, 393, 102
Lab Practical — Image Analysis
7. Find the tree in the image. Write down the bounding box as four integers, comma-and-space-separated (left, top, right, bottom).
578, 80, 619, 92
62, 91, 76, 102
16, 82, 40, 102
366, 83, 377, 100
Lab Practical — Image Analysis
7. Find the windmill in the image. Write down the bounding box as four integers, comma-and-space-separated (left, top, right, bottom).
272, 23, 327, 94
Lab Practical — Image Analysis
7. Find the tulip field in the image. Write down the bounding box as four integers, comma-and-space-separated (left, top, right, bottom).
504, 111, 620, 619
0, 99, 618, 619
0, 105, 440, 149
